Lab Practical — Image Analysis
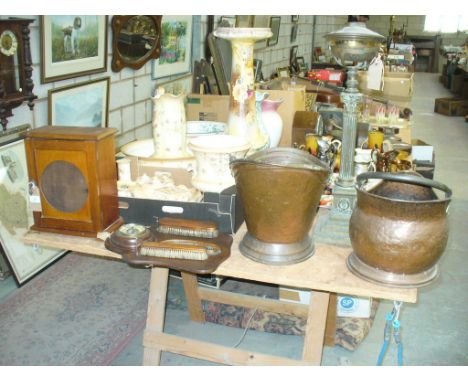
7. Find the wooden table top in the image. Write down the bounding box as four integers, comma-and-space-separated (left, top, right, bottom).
23, 224, 417, 303
215, 223, 417, 303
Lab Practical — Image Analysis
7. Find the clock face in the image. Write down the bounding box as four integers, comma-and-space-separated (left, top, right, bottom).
118, 223, 148, 238
0, 29, 18, 56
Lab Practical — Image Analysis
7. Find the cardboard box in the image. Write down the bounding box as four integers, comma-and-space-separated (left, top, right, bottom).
395, 126, 412, 144
337, 296, 372, 318
411, 139, 434, 162
358, 71, 414, 103
186, 94, 230, 123
279, 287, 311, 304
279, 287, 372, 318
434, 97, 468, 116
118, 157, 244, 234
414, 159, 435, 180
307, 68, 346, 86
186, 89, 306, 148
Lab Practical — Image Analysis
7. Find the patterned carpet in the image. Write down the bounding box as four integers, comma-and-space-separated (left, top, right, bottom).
0, 253, 150, 365
0, 252, 377, 365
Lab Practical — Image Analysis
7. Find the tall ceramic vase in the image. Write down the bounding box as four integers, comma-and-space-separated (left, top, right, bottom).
261, 98, 284, 148
213, 28, 272, 152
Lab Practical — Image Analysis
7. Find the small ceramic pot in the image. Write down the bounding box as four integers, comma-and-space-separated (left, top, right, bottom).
188, 135, 250, 193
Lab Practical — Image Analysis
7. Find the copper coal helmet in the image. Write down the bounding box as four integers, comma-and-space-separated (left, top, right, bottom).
230, 148, 330, 265
348, 172, 452, 287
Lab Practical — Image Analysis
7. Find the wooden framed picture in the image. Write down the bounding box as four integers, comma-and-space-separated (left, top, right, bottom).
276, 66, 290, 78
295, 56, 308, 73
157, 73, 194, 95
253, 16, 270, 51
219, 16, 236, 28
290, 45, 298, 66
151, 15, 193, 80
291, 23, 298, 43
0, 138, 66, 283
253, 59, 263, 82
235, 15, 254, 28
267, 16, 281, 47
48, 77, 110, 127
40, 16, 108, 83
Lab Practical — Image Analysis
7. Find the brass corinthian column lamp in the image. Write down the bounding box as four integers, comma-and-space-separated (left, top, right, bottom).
315, 22, 385, 246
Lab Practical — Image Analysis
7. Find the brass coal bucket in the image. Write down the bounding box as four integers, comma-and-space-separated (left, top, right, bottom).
230, 148, 330, 265
348, 172, 452, 287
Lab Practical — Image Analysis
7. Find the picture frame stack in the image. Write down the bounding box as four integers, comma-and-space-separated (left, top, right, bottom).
41, 15, 110, 128
291, 16, 299, 43
267, 16, 281, 47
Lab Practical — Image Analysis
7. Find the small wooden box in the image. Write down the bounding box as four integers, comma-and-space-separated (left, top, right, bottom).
24, 126, 123, 237
434, 97, 468, 116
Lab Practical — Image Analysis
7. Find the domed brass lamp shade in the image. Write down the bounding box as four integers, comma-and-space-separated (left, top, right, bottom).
325, 22, 385, 68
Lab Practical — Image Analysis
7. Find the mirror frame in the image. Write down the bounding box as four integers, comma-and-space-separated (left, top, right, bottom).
111, 15, 162, 72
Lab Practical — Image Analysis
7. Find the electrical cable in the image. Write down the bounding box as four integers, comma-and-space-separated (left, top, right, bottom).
233, 306, 259, 348
232, 294, 267, 348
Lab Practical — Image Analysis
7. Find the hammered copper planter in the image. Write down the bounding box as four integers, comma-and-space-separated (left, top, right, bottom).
230, 148, 330, 265
348, 172, 452, 287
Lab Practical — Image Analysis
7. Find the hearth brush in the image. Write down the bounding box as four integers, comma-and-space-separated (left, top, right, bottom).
139, 239, 222, 260
155, 217, 219, 238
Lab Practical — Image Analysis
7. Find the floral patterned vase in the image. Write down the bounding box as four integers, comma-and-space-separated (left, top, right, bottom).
213, 28, 273, 152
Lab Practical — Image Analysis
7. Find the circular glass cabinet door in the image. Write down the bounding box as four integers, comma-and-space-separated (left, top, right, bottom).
40, 160, 88, 213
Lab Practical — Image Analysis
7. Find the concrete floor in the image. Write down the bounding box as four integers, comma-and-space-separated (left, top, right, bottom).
1, 73, 467, 367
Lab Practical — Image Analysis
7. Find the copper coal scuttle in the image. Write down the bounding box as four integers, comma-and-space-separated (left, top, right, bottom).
348, 172, 452, 287
230, 148, 330, 265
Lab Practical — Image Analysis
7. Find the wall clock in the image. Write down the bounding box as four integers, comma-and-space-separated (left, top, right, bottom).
0, 29, 18, 56
0, 18, 37, 131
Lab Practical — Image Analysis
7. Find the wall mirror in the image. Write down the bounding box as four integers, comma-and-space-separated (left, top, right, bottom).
111, 15, 162, 72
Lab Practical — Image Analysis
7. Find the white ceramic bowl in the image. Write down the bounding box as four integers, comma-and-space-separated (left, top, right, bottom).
188, 135, 250, 193
121, 139, 154, 158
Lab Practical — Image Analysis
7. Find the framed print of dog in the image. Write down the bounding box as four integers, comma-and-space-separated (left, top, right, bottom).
40, 16, 108, 83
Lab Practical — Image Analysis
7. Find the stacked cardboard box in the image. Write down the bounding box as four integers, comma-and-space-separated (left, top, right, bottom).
186, 88, 306, 148
357, 70, 413, 108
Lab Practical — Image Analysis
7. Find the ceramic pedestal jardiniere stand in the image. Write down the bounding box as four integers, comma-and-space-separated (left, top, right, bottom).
213, 28, 272, 152
188, 135, 250, 193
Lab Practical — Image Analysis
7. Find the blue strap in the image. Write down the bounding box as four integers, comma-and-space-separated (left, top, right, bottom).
377, 303, 404, 366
